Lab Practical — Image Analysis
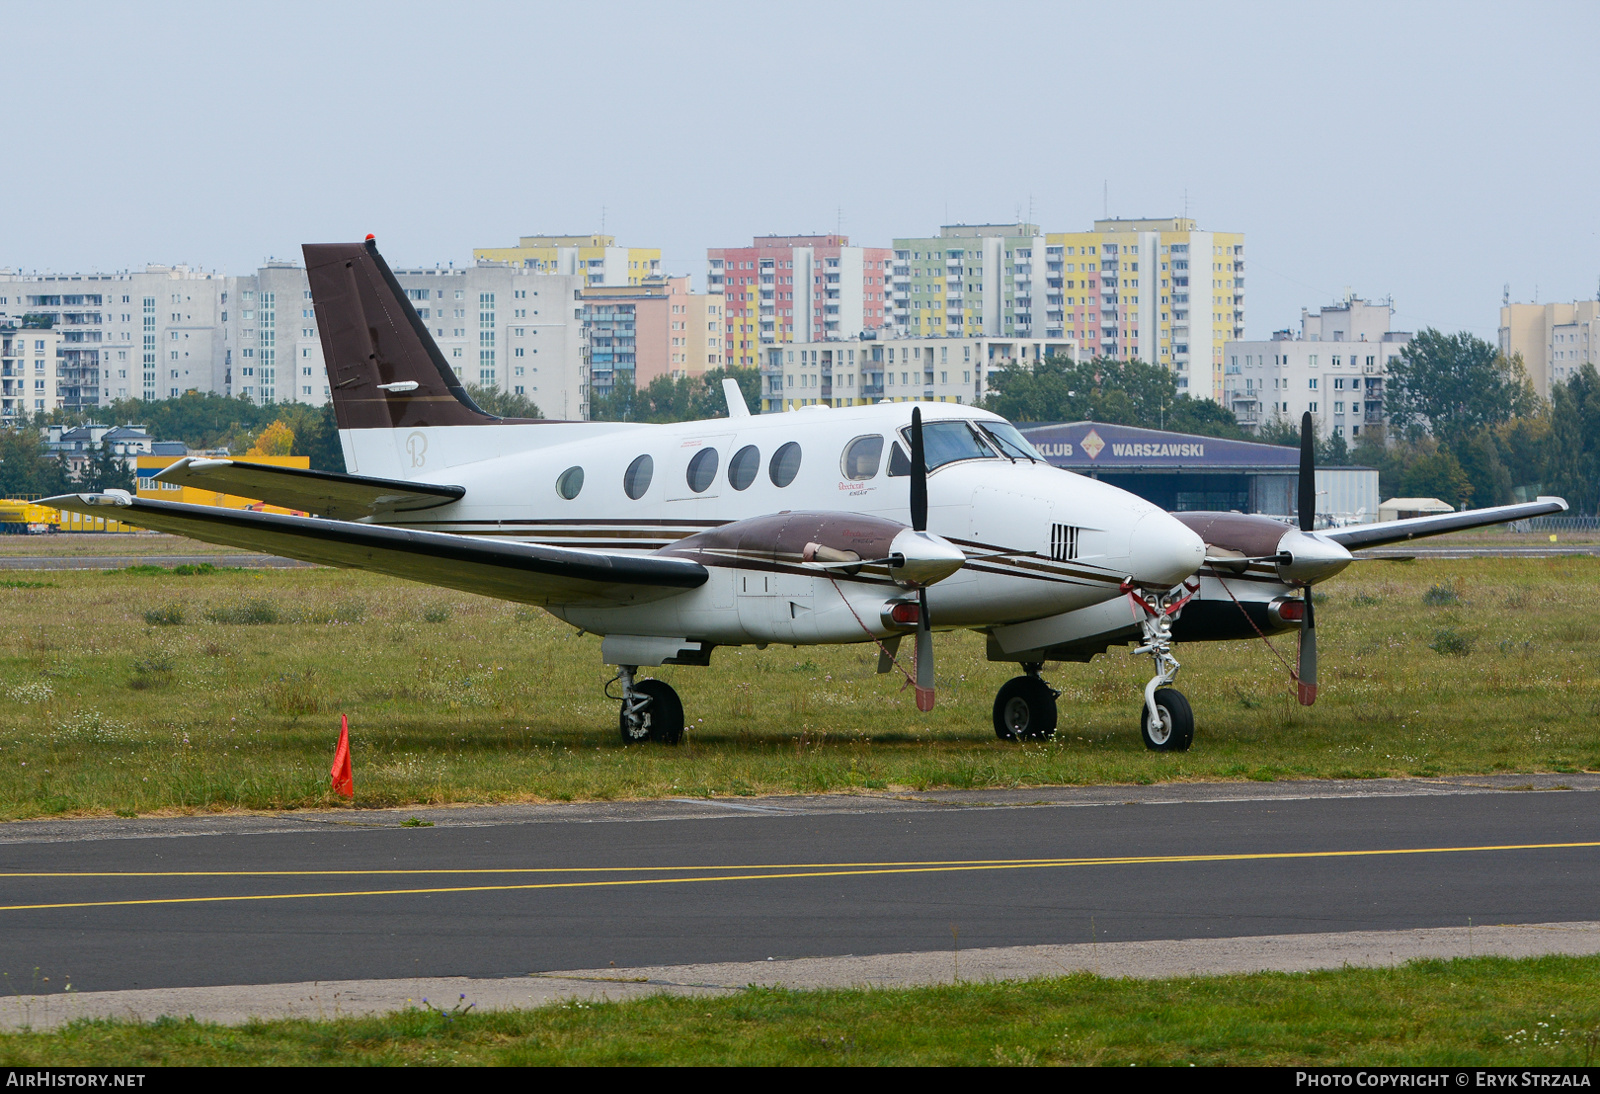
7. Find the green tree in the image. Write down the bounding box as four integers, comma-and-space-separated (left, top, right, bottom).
272, 402, 345, 472
590, 367, 762, 424
1386, 330, 1539, 444
1394, 437, 1474, 507
465, 384, 543, 420
79, 439, 135, 493
982, 355, 1249, 438
1545, 363, 1600, 515
0, 428, 70, 497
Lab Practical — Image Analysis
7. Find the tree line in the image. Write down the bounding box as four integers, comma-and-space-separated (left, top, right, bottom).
983, 332, 1600, 514
3, 340, 1594, 514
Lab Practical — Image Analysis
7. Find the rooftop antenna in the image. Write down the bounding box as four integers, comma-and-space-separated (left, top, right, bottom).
1184, 188, 1189, 219
1027, 193, 1034, 229
1103, 181, 1108, 219
1503, 283, 1510, 307
600, 205, 606, 236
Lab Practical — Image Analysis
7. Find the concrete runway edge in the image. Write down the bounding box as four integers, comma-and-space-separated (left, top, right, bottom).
5, 922, 1598, 1031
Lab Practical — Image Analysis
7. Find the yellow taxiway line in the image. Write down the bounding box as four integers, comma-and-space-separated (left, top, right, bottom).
1, 840, 1597, 914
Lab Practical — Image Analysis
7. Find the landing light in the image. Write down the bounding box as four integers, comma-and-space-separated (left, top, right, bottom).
887, 602, 920, 627
1269, 597, 1305, 626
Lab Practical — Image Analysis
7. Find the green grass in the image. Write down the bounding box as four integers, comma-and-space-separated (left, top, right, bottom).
3, 955, 1599, 1065
0, 556, 1597, 819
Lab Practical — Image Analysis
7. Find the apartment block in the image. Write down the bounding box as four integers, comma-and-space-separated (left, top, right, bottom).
1223, 296, 1410, 441
888, 224, 1049, 341
0, 319, 64, 422
761, 333, 1075, 413
1499, 297, 1600, 398
473, 235, 661, 287
1043, 218, 1244, 400
0, 265, 241, 408
582, 276, 724, 398
388, 264, 590, 419
706, 235, 893, 368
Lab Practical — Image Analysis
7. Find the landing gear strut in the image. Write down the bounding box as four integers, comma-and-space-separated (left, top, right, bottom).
993, 662, 1058, 741
613, 666, 684, 745
1129, 581, 1198, 752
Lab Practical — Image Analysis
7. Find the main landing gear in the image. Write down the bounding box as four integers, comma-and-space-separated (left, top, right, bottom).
613, 665, 684, 745
993, 663, 1059, 741
1130, 581, 1198, 752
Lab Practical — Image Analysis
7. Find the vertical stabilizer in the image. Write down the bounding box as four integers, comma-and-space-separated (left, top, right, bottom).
304, 238, 542, 432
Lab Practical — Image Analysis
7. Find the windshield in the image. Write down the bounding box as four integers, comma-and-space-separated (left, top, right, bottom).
978, 421, 1043, 462
901, 420, 998, 470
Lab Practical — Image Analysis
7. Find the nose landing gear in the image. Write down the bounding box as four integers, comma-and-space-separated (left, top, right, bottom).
1129, 581, 1198, 752
993, 662, 1059, 741
612, 666, 684, 745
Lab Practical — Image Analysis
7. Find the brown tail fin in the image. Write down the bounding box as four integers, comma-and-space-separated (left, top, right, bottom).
304, 238, 538, 430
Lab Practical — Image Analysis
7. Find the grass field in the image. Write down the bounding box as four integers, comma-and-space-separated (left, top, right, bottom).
0, 533, 254, 558
0, 551, 1597, 820
3, 955, 1599, 1065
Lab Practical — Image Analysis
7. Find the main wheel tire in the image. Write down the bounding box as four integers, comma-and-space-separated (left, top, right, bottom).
619, 678, 684, 745
992, 675, 1058, 741
1140, 688, 1194, 752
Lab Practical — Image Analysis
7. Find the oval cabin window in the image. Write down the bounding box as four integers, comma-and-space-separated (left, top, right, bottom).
769, 442, 802, 488
840, 435, 884, 480
556, 466, 584, 500
686, 447, 719, 493
623, 454, 654, 500
728, 445, 760, 490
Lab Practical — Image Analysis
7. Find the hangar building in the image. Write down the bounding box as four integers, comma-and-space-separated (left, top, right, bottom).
1017, 421, 1379, 524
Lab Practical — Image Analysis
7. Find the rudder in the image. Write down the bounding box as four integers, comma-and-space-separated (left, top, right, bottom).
304, 238, 539, 432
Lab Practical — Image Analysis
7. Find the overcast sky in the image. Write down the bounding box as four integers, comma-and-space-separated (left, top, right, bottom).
7, 0, 1597, 340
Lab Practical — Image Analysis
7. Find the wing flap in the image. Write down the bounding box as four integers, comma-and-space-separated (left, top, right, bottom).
43, 493, 704, 607
155, 458, 464, 521
1327, 497, 1568, 550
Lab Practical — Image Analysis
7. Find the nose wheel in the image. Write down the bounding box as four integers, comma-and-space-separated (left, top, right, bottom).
613, 666, 684, 745
1130, 581, 1198, 752
993, 666, 1058, 741
1140, 687, 1194, 751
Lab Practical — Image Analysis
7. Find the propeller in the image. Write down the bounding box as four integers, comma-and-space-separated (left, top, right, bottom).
1296, 411, 1317, 705
909, 408, 935, 712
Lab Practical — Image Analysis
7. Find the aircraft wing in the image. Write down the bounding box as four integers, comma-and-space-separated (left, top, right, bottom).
1325, 497, 1568, 550
155, 458, 464, 520
43, 493, 705, 607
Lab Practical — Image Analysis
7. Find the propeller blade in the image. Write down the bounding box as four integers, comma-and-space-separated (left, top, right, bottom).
914, 586, 935, 711
909, 406, 928, 533
1297, 592, 1318, 705
1299, 410, 1316, 533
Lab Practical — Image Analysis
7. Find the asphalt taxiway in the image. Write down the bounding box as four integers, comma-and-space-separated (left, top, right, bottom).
1, 772, 1596, 1027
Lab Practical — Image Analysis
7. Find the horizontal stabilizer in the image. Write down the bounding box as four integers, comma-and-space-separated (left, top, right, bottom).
1326, 497, 1568, 550
155, 458, 464, 520
42, 493, 705, 608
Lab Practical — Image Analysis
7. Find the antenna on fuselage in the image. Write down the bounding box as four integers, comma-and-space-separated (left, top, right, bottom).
722, 377, 750, 418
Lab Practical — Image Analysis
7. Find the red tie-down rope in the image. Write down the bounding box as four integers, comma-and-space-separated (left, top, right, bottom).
828, 575, 919, 693
1211, 569, 1302, 688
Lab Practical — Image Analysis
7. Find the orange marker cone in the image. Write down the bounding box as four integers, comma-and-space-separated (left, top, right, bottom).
331, 714, 354, 799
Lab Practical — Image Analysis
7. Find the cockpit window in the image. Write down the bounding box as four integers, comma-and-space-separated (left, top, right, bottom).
901, 420, 998, 470
977, 421, 1043, 462
887, 441, 910, 477
840, 435, 884, 480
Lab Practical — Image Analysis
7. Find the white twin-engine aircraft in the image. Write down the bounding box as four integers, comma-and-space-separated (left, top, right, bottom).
47, 239, 1568, 751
